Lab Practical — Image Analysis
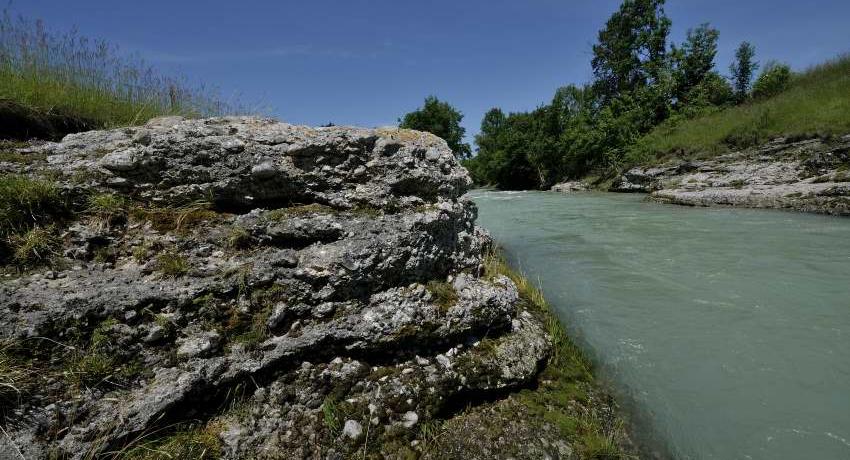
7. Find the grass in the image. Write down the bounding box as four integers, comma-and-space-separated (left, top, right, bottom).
224, 226, 252, 250
631, 55, 850, 164
87, 193, 127, 230
130, 201, 219, 233
0, 340, 26, 408
483, 251, 629, 459
156, 251, 189, 278
0, 174, 62, 238
425, 280, 458, 313
11, 225, 58, 265
107, 422, 223, 460
263, 203, 337, 221
0, 9, 243, 131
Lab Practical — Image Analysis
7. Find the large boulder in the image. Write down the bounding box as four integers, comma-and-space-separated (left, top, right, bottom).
0, 117, 555, 459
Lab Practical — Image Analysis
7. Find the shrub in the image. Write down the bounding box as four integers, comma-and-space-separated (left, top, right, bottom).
752, 62, 792, 99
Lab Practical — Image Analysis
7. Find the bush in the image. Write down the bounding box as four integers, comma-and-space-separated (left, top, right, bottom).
752, 62, 792, 99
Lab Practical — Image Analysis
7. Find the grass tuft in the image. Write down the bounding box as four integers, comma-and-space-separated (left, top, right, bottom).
426, 280, 458, 313
0, 174, 62, 238
11, 225, 58, 265
156, 251, 189, 278
87, 193, 127, 229
224, 226, 252, 250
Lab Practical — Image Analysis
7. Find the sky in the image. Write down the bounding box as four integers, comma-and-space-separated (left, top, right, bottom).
14, 1, 850, 144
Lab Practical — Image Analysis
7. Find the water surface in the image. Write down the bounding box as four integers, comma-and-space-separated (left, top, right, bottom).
469, 190, 850, 460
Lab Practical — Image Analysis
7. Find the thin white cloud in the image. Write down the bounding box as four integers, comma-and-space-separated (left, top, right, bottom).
146, 44, 382, 64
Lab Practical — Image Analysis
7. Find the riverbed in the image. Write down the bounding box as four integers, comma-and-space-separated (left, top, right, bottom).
469, 190, 850, 460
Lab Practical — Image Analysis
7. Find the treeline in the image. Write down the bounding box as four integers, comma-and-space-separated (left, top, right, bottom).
460, 0, 791, 189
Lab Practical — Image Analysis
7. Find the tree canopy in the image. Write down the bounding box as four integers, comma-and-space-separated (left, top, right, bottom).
466, 0, 766, 190
399, 96, 472, 159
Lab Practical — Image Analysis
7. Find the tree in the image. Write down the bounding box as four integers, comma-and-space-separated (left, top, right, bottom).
399, 96, 472, 158
673, 23, 720, 105
730, 42, 758, 102
591, 0, 672, 102
752, 61, 792, 99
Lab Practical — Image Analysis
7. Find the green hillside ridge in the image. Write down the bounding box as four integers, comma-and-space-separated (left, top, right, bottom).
629, 55, 850, 166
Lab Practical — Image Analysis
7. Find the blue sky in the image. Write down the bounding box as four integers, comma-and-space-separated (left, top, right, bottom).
15, 1, 850, 143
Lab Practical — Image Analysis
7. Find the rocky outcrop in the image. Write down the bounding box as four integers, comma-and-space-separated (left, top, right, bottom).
550, 181, 590, 193
611, 135, 850, 216
0, 117, 571, 459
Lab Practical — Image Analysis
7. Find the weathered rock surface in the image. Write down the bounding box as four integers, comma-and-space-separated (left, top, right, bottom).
0, 117, 567, 459
550, 181, 590, 193
611, 135, 850, 216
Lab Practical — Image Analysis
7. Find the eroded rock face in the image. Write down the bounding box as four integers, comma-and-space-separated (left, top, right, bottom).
0, 117, 553, 459
610, 135, 850, 215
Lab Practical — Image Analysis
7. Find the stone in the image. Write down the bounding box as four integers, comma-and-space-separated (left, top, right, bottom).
342, 420, 362, 439
0, 117, 559, 460
610, 136, 850, 216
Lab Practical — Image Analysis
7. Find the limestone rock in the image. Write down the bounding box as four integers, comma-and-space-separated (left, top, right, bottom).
0, 117, 558, 459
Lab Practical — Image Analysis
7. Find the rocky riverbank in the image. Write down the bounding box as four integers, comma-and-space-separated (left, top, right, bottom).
611, 135, 850, 216
0, 117, 628, 459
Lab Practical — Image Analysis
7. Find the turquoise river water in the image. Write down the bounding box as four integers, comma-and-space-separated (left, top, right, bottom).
469, 190, 850, 460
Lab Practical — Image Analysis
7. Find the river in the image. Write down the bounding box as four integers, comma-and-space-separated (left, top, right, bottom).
469, 190, 850, 460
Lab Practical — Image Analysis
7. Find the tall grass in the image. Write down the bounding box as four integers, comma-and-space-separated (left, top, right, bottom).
631, 55, 850, 163
0, 9, 244, 127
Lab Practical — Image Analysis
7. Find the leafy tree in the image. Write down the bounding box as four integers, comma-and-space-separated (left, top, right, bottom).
730, 42, 758, 102
399, 96, 472, 158
672, 23, 720, 105
591, 0, 672, 102
752, 62, 792, 99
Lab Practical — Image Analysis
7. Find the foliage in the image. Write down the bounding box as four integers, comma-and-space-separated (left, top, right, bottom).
730, 41, 758, 103
0, 9, 244, 130
399, 96, 472, 158
591, 0, 671, 102
468, 0, 820, 188
752, 61, 792, 99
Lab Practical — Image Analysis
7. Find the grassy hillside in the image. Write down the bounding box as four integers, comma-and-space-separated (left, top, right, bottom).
629, 55, 850, 164
0, 10, 242, 138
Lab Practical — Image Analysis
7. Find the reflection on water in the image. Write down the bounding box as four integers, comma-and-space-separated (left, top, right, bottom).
470, 190, 850, 460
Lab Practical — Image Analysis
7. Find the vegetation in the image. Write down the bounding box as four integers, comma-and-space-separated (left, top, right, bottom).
112, 422, 223, 460
425, 280, 458, 312
399, 96, 472, 158
156, 251, 189, 277
11, 225, 58, 265
0, 9, 243, 135
464, 0, 846, 189
633, 56, 850, 162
